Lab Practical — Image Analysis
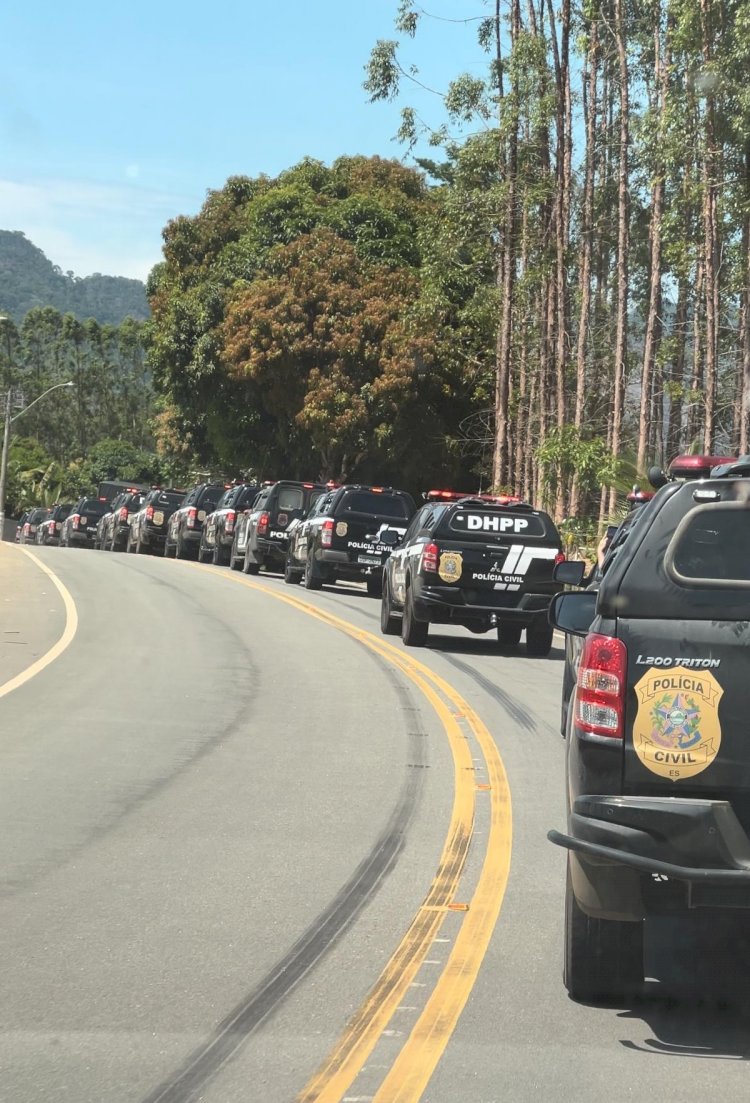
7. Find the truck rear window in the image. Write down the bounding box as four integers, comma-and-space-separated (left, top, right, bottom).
667, 505, 750, 585
153, 492, 183, 508
341, 492, 412, 519
80, 500, 108, 517
277, 487, 305, 511
443, 508, 548, 539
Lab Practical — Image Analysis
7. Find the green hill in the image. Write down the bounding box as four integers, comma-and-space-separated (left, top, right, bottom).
0, 230, 150, 324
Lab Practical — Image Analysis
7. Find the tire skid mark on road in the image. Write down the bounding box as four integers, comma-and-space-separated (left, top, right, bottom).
167, 564, 512, 1103
0, 546, 78, 700
138, 613, 433, 1103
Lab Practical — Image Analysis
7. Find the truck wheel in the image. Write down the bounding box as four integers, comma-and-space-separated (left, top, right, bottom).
197, 541, 209, 564
243, 550, 260, 575
526, 619, 554, 657
135, 531, 146, 555
380, 577, 400, 635
366, 575, 382, 598
304, 552, 323, 590
564, 864, 643, 1002
175, 533, 191, 560
284, 559, 302, 585
497, 623, 523, 647
401, 586, 428, 647
212, 542, 228, 567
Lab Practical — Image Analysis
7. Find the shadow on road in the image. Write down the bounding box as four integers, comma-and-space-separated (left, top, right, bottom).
613, 913, 750, 1062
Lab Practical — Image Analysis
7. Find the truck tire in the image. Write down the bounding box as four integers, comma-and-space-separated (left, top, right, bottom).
303, 552, 323, 590
380, 576, 400, 635
526, 618, 554, 657
564, 865, 643, 1002
401, 586, 428, 647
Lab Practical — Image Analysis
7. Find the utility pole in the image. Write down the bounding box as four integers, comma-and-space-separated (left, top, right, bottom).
0, 385, 12, 541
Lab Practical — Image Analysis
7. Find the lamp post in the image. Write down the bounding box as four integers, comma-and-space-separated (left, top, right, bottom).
0, 316, 75, 541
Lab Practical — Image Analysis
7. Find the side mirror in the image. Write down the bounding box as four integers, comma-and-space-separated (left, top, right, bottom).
549, 591, 597, 636
379, 529, 401, 547
553, 560, 587, 587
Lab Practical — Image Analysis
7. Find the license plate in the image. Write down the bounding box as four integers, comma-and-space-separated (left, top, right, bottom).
153, 511, 164, 526
358, 555, 381, 566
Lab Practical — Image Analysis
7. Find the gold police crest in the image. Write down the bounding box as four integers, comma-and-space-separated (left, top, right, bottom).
438, 551, 463, 584
633, 665, 723, 782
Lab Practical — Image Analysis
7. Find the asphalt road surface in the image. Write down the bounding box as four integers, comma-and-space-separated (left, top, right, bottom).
1, 543, 749, 1103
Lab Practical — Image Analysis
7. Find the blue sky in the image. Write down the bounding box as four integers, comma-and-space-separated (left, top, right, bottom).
2, 1, 490, 281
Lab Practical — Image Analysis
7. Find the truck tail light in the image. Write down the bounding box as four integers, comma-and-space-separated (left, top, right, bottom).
226, 510, 236, 534
321, 519, 335, 548
23, 523, 30, 536
186, 507, 197, 529
575, 633, 627, 739
257, 511, 270, 536
146, 505, 154, 521
421, 542, 439, 573
71, 515, 80, 531
554, 551, 566, 566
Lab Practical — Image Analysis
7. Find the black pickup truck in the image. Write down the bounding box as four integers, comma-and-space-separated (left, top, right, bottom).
549, 456, 750, 1001
285, 484, 415, 595
380, 490, 563, 650
164, 483, 225, 560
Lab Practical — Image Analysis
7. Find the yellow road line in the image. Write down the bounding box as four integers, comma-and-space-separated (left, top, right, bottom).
179, 563, 513, 1103
0, 547, 78, 700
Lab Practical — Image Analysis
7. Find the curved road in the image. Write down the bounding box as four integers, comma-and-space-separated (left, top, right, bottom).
1, 545, 748, 1103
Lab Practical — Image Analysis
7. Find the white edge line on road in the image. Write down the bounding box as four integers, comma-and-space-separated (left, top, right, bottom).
0, 547, 79, 700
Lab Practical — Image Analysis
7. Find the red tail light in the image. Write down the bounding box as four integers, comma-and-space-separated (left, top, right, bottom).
257, 511, 270, 537
421, 542, 439, 573
146, 505, 154, 521
574, 633, 627, 739
23, 523, 30, 535
118, 506, 128, 521
554, 551, 565, 566
321, 519, 335, 548
226, 509, 236, 534
186, 507, 197, 529
71, 514, 80, 531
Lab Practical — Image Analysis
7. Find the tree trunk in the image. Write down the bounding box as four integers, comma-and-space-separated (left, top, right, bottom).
608, 0, 629, 516
569, 21, 599, 518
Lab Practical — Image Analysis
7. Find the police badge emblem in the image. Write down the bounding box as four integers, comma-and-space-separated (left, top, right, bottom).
438, 551, 463, 583
633, 665, 723, 781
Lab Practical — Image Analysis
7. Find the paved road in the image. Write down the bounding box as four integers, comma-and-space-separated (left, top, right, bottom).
1, 546, 749, 1103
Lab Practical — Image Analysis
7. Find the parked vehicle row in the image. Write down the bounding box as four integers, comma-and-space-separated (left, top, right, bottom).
21, 474, 567, 657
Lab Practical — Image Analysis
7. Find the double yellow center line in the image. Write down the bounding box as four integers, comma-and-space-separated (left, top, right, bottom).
198, 567, 513, 1103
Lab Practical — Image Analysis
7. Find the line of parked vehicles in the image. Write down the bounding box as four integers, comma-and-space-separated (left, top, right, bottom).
14, 474, 568, 654
17, 451, 750, 1006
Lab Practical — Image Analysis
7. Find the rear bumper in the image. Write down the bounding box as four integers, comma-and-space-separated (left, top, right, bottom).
549, 796, 750, 918
416, 583, 555, 624
317, 549, 382, 576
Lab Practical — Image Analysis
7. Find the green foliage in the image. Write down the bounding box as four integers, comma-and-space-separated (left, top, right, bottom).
77, 439, 163, 488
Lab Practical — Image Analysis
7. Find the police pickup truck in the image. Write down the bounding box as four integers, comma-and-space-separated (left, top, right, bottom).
548, 456, 750, 1001
380, 489, 563, 650
285, 484, 415, 595
230, 480, 328, 574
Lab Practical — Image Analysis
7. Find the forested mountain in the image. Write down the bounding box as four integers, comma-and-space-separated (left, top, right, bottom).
0, 231, 149, 325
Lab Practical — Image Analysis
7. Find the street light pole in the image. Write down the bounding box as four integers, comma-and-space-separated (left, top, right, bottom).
0, 378, 76, 542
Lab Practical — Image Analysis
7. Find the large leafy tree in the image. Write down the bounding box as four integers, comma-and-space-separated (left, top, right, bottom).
147, 155, 479, 488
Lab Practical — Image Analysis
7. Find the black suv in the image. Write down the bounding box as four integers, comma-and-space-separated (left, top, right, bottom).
381, 490, 562, 650
199, 483, 259, 566
286, 484, 416, 595
164, 483, 225, 560
230, 480, 327, 574
549, 456, 750, 1001
19, 507, 50, 544
99, 489, 145, 552
127, 488, 185, 555
59, 496, 110, 548
36, 503, 73, 546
